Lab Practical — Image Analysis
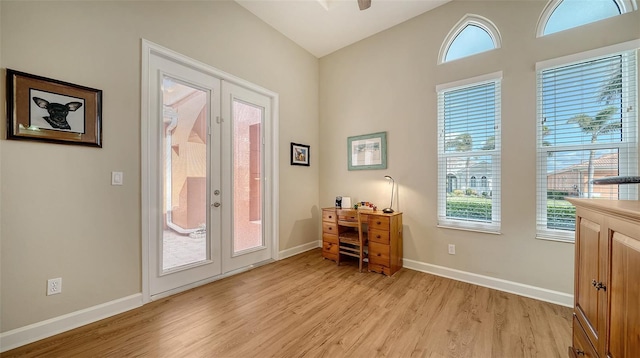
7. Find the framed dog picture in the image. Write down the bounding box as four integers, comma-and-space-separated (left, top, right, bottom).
290, 142, 310, 166
6, 69, 102, 147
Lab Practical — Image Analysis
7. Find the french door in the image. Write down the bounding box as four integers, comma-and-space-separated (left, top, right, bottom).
222, 82, 272, 272
143, 42, 275, 300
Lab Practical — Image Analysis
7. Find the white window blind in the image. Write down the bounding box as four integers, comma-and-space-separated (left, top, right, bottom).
437, 74, 501, 233
536, 50, 638, 241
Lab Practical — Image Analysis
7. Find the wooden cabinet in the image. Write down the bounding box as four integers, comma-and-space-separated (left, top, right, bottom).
367, 212, 403, 276
567, 199, 640, 358
321, 208, 403, 276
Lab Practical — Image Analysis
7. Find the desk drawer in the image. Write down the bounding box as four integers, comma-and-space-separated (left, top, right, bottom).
369, 216, 390, 231
338, 213, 358, 222
369, 263, 390, 275
323, 251, 338, 261
322, 222, 338, 235
369, 241, 390, 266
322, 209, 337, 222
369, 229, 390, 245
323, 240, 339, 255
323, 233, 338, 245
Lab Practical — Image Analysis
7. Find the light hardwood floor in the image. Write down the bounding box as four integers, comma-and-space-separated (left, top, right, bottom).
3, 249, 572, 357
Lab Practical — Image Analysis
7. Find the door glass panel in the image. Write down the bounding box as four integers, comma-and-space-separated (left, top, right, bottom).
162, 76, 208, 271
233, 99, 263, 254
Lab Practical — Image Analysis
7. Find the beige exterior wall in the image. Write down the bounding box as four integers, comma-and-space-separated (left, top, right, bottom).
319, 2, 640, 294
0, 0, 319, 331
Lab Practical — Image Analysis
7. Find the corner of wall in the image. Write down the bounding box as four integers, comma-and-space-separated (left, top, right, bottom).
0, 0, 5, 338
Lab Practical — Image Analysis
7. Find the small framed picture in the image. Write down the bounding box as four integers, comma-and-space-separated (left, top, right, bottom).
291, 142, 310, 166
6, 69, 102, 147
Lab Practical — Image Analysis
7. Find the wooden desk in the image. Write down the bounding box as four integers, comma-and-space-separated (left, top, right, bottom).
322, 207, 403, 276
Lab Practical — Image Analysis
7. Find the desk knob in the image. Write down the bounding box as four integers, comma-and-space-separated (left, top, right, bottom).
376, 221, 381, 225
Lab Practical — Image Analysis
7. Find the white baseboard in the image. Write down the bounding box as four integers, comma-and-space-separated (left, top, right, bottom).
278, 240, 321, 260
403, 258, 573, 307
0, 293, 143, 353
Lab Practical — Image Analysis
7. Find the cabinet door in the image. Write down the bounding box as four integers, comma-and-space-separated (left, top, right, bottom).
607, 218, 640, 358
574, 210, 607, 353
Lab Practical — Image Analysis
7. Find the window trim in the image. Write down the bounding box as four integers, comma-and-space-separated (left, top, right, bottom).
536, 40, 640, 71
436, 71, 503, 233
438, 14, 502, 64
535, 43, 638, 242
536, 0, 637, 38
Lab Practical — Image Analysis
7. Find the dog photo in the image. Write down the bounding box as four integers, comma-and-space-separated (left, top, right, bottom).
6, 69, 102, 147
30, 89, 86, 134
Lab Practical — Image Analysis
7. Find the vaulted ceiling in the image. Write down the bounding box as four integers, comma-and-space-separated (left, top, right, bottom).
234, 0, 451, 57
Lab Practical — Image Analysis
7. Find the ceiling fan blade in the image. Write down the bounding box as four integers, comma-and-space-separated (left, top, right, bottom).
357, 0, 371, 10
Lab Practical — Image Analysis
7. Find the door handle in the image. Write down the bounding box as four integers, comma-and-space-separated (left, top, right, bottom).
213, 202, 221, 207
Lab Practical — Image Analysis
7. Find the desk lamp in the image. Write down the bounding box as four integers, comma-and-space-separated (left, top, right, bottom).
382, 175, 395, 213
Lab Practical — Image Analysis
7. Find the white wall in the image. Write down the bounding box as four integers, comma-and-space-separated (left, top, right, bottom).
2, 0, 638, 348
0, 0, 319, 333
319, 1, 640, 295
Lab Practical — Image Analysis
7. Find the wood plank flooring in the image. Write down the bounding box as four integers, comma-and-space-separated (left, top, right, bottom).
2, 249, 572, 357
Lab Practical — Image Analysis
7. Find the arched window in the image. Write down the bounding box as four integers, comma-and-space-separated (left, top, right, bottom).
537, 0, 636, 37
481, 176, 488, 188
440, 14, 501, 64
470, 176, 477, 188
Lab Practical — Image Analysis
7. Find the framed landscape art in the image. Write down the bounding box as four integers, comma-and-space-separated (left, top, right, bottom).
347, 131, 387, 170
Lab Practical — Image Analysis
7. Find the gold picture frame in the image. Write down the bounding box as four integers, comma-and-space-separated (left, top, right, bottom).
6, 69, 102, 147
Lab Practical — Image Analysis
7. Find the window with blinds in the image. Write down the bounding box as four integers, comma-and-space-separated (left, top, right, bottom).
536, 49, 638, 241
437, 73, 502, 233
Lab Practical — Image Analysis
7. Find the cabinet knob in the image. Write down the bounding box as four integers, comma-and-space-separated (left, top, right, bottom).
376, 235, 381, 239
575, 349, 585, 356
376, 221, 381, 225
592, 279, 606, 291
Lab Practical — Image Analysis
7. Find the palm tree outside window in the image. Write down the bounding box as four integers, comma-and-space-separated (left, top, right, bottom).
536, 50, 638, 241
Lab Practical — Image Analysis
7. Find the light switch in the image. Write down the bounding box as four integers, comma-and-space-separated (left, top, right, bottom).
111, 171, 123, 186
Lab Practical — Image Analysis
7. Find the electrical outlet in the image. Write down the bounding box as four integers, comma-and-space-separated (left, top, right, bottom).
448, 244, 456, 255
47, 278, 62, 296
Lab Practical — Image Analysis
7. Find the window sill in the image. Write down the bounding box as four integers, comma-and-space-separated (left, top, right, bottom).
535, 235, 574, 244
437, 224, 501, 235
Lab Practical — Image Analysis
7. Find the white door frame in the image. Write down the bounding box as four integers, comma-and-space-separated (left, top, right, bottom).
141, 39, 279, 303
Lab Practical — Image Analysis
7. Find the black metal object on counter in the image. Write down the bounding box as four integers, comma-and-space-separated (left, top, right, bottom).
590, 176, 640, 185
